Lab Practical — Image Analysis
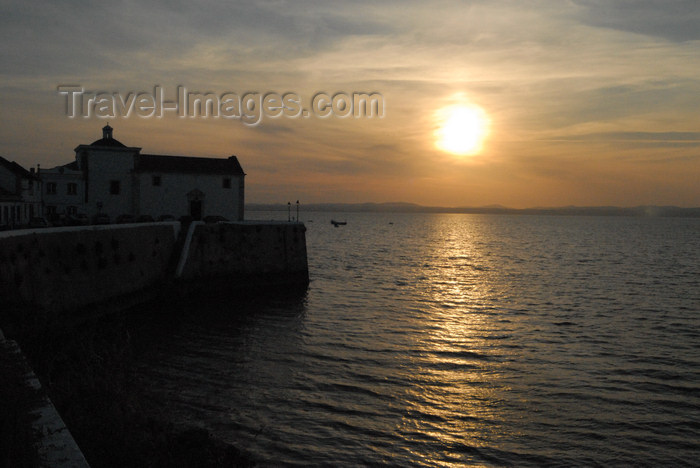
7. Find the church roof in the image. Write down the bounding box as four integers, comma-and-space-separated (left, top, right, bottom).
76, 127, 245, 176
89, 124, 127, 147
136, 154, 245, 175
90, 137, 127, 147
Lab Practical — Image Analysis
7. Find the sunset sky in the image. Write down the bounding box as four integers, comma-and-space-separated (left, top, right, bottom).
2, 0, 699, 207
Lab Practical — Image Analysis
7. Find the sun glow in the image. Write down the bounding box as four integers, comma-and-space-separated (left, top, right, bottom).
435, 104, 489, 156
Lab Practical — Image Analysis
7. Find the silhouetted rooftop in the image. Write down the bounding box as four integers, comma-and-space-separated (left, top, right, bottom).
89, 138, 127, 147
0, 156, 38, 179
136, 154, 245, 175
89, 124, 128, 148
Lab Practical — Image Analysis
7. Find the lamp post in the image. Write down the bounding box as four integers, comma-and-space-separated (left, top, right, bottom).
287, 201, 291, 222
296, 200, 299, 222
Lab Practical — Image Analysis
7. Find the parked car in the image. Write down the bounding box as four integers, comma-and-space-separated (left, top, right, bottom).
157, 214, 176, 222
136, 215, 155, 223
28, 217, 50, 228
203, 215, 229, 223
92, 213, 110, 225
67, 213, 90, 226
115, 214, 136, 224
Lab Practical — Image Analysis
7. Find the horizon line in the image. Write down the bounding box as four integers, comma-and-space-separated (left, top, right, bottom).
244, 202, 700, 216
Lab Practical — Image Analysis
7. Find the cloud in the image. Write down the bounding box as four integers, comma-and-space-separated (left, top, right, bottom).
547, 131, 700, 142
0, 0, 395, 79
572, 0, 700, 42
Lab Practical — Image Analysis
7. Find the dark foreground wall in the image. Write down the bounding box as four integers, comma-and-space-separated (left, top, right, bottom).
0, 221, 304, 467
0, 329, 90, 467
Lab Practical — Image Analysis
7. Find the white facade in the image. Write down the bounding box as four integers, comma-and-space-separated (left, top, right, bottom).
137, 170, 244, 220
41, 125, 245, 221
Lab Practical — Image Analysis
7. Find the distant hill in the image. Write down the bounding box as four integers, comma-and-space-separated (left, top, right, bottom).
245, 203, 700, 218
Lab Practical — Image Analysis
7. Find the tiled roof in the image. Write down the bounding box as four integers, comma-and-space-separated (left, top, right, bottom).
136, 154, 245, 175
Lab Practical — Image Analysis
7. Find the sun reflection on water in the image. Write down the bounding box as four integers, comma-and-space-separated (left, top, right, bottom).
396, 215, 511, 460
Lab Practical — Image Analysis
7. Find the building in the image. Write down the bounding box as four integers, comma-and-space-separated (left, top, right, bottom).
39, 161, 84, 220
0, 156, 42, 228
41, 125, 245, 221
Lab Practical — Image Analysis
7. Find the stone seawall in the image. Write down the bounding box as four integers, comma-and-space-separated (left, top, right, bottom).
0, 223, 179, 318
177, 221, 309, 287
0, 221, 308, 321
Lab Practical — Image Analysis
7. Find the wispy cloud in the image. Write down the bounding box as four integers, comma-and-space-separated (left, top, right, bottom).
572, 0, 700, 42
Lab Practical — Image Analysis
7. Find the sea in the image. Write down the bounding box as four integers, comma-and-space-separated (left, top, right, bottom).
134, 212, 700, 466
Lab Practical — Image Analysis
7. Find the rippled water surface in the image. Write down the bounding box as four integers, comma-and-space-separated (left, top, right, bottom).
136, 213, 700, 466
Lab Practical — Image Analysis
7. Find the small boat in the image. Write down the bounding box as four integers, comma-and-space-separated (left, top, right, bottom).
331, 220, 347, 227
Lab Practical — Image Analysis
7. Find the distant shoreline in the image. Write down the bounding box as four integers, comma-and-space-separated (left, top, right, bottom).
246, 203, 700, 218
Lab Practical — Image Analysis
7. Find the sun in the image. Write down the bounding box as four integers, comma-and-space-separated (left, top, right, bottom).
435, 104, 489, 156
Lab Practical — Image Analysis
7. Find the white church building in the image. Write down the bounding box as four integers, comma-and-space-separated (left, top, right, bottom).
41, 125, 245, 222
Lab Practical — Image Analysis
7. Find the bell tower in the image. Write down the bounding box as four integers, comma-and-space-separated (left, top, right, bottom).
102, 124, 113, 140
